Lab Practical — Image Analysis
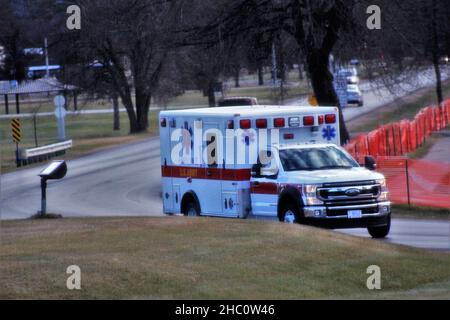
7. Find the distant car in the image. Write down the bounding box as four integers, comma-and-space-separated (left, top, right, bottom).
347, 84, 364, 107
338, 68, 359, 84
350, 59, 360, 66
218, 97, 258, 107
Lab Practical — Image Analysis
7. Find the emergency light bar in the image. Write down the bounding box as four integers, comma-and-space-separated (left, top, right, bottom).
240, 119, 251, 129
274, 118, 285, 128
303, 116, 315, 126
325, 114, 336, 124
256, 119, 268, 129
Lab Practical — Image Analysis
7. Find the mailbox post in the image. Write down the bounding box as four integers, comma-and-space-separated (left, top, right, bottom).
38, 160, 68, 217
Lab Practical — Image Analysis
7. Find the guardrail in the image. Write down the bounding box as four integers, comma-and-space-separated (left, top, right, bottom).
17, 140, 73, 167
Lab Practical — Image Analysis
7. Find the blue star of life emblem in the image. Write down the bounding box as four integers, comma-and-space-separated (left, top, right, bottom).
322, 126, 336, 141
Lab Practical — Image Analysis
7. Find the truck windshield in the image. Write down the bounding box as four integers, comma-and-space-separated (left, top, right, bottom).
279, 147, 359, 172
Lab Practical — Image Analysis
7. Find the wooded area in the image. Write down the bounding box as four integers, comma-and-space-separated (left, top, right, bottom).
1, 0, 449, 143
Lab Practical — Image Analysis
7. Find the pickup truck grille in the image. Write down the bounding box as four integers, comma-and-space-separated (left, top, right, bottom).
318, 181, 381, 202
317, 181, 382, 218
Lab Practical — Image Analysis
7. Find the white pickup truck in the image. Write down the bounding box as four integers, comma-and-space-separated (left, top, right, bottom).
159, 105, 391, 238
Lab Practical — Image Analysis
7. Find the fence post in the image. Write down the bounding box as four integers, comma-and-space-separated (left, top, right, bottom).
405, 159, 411, 208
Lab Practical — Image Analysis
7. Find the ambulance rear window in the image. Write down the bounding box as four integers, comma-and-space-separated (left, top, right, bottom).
279, 146, 359, 172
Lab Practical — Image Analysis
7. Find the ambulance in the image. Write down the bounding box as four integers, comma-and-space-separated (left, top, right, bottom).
159, 105, 391, 238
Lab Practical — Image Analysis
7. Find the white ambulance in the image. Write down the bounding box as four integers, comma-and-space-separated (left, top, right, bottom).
159, 105, 391, 238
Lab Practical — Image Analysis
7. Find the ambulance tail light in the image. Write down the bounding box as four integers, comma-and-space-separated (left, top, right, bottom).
227, 120, 235, 129
160, 118, 167, 128
240, 119, 251, 129
256, 119, 268, 129
325, 114, 337, 124
303, 116, 315, 126
274, 118, 286, 128
318, 115, 324, 125
284, 133, 295, 140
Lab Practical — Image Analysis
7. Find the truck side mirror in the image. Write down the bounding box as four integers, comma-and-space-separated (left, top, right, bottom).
251, 164, 262, 178
364, 156, 377, 171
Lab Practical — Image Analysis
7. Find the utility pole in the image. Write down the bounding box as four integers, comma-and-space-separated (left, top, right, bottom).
44, 37, 50, 78
271, 42, 277, 87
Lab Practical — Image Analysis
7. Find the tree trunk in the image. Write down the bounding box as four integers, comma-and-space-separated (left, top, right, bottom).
122, 97, 139, 134
432, 0, 443, 106
258, 65, 264, 86
307, 49, 350, 145
277, 37, 286, 82
135, 87, 151, 132
298, 63, 304, 81
433, 59, 443, 106
207, 82, 216, 107
112, 93, 120, 131
234, 67, 240, 88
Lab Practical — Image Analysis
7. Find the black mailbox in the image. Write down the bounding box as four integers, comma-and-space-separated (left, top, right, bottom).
39, 160, 67, 181
38, 161, 67, 217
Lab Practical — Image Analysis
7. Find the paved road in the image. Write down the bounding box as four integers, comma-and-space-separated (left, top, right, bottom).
1, 67, 449, 251
289, 66, 450, 122
1, 138, 163, 218
1, 138, 449, 251
423, 130, 450, 163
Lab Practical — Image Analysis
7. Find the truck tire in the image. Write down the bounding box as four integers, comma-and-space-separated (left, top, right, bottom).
279, 202, 301, 224
183, 200, 200, 217
368, 217, 391, 239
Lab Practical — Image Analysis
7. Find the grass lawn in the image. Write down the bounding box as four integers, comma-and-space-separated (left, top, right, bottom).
0, 217, 448, 299
392, 205, 449, 220
349, 80, 450, 133
0, 112, 158, 173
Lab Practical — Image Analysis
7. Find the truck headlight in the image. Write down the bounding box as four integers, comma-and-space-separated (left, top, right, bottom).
376, 179, 389, 201
303, 185, 323, 206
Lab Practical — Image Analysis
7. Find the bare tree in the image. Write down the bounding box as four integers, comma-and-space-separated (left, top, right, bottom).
189, 0, 353, 144
347, 0, 449, 107
51, 0, 185, 133
0, 0, 29, 82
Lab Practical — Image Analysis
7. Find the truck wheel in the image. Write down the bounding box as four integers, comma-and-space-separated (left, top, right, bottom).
183, 201, 200, 217
279, 203, 301, 224
368, 217, 391, 239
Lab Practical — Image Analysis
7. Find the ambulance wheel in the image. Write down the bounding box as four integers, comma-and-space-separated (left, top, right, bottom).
368, 217, 391, 239
183, 201, 200, 217
279, 202, 301, 224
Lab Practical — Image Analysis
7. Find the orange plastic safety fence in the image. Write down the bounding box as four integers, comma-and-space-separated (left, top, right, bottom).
377, 158, 450, 209
345, 99, 450, 158
345, 99, 450, 208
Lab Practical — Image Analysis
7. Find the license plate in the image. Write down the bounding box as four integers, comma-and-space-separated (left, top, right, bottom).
348, 210, 363, 219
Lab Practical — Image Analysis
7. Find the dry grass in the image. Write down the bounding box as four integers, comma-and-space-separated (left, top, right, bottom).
0, 112, 157, 173
392, 205, 450, 220
0, 217, 448, 300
